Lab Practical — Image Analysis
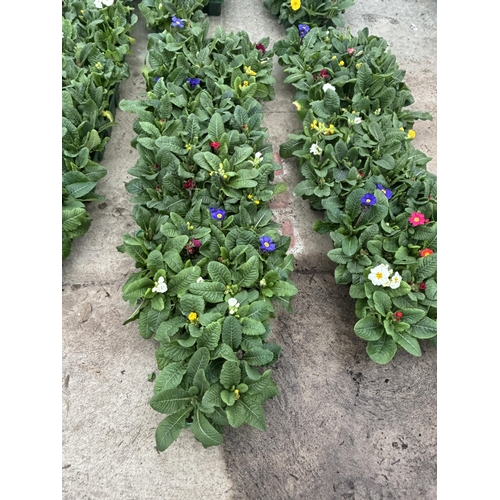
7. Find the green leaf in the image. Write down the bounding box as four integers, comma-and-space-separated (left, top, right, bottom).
226, 400, 246, 428
150, 388, 191, 414
222, 315, 242, 350
240, 395, 267, 431
208, 113, 225, 140
366, 335, 398, 364
154, 362, 188, 394
220, 360, 241, 390
408, 316, 437, 339
354, 316, 384, 341
155, 407, 193, 452
394, 331, 421, 357
373, 291, 392, 316
197, 321, 222, 351
167, 267, 201, 296
207, 261, 232, 285
237, 256, 259, 287
189, 281, 225, 303
186, 347, 210, 383
242, 347, 273, 366
192, 409, 224, 447
414, 253, 437, 281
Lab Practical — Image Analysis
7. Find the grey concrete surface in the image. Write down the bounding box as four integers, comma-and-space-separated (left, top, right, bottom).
62, 0, 437, 498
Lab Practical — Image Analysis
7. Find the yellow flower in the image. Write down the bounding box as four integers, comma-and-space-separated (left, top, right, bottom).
244, 65, 257, 76
101, 110, 113, 122
234, 389, 240, 400
399, 127, 404, 131
339, 61, 345, 66
325, 124, 335, 135
185, 143, 192, 151
254, 200, 260, 205
95, 62, 103, 70
223, 174, 228, 179
332, 55, 337, 60
356, 63, 362, 69
408, 129, 416, 139
247, 194, 253, 199
188, 312, 198, 322
291, 0, 301, 11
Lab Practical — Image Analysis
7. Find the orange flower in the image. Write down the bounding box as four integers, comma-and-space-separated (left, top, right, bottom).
419, 248, 434, 257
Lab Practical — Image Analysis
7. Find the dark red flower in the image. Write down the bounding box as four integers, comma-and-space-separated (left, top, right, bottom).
210, 141, 220, 150
419, 283, 426, 291
155, 185, 162, 192
392, 311, 404, 321
192, 239, 201, 248
153, 163, 160, 171
183, 178, 196, 190
320, 69, 329, 78
255, 43, 266, 54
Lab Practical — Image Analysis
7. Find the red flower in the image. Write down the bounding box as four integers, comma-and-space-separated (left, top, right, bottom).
392, 311, 404, 321
192, 239, 201, 248
419, 283, 426, 291
320, 69, 329, 78
408, 211, 429, 227
419, 248, 434, 257
153, 163, 160, 171
183, 178, 196, 190
210, 141, 220, 150
255, 43, 266, 54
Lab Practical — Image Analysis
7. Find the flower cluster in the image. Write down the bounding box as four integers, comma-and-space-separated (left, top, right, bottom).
298, 24, 310, 38
376, 183, 393, 199
313, 69, 330, 80
310, 120, 335, 135
187, 77, 200, 90
368, 263, 402, 289
94, 0, 114, 8
360, 193, 377, 206
152, 276, 167, 293
408, 211, 429, 227
210, 207, 226, 220
185, 238, 201, 255
227, 297, 240, 315
171, 16, 184, 28
310, 143, 322, 156
259, 235, 275, 252
183, 178, 196, 190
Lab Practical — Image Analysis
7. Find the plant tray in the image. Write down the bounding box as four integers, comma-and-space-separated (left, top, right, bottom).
202, 0, 223, 16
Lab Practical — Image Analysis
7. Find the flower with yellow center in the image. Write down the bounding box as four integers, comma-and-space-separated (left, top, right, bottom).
339, 61, 345, 66
185, 143, 192, 151
247, 194, 253, 200
408, 129, 416, 139
234, 389, 240, 400
244, 65, 257, 76
291, 0, 301, 11
254, 199, 260, 205
188, 312, 198, 323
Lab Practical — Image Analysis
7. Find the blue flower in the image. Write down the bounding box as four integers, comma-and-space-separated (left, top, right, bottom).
259, 236, 276, 252
209, 207, 226, 220
298, 24, 310, 38
187, 77, 200, 89
376, 183, 393, 199
360, 193, 377, 206
154, 77, 160, 82
171, 16, 184, 28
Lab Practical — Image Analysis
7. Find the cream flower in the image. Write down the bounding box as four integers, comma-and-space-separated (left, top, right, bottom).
309, 143, 322, 156
388, 272, 402, 289
322, 83, 336, 93
152, 276, 167, 293
368, 264, 391, 286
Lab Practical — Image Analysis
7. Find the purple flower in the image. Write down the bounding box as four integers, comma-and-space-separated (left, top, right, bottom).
209, 207, 226, 220
171, 16, 184, 28
187, 77, 200, 89
360, 193, 377, 206
298, 24, 310, 38
259, 236, 276, 252
376, 183, 393, 200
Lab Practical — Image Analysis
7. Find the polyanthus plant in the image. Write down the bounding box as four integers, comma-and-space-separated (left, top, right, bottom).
138, 0, 207, 32
263, 0, 355, 28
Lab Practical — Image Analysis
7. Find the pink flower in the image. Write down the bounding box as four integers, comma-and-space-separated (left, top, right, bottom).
408, 212, 429, 227
347, 48, 356, 55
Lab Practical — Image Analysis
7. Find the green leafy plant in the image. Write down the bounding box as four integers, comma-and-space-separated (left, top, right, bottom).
276, 23, 437, 363
263, 0, 355, 28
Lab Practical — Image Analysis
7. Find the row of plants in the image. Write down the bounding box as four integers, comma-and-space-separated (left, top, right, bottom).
117, 3, 298, 450
267, 13, 437, 363
62, 0, 137, 258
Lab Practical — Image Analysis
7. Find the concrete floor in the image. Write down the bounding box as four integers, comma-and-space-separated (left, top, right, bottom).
62, 0, 437, 498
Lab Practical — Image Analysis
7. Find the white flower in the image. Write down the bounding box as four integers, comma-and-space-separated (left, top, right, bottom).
227, 297, 240, 315
368, 264, 391, 286
103, 0, 114, 5
388, 272, 402, 289
152, 276, 167, 293
94, 0, 103, 7
354, 117, 362, 124
309, 143, 322, 156
253, 151, 263, 165
322, 83, 336, 93
196, 277, 204, 283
